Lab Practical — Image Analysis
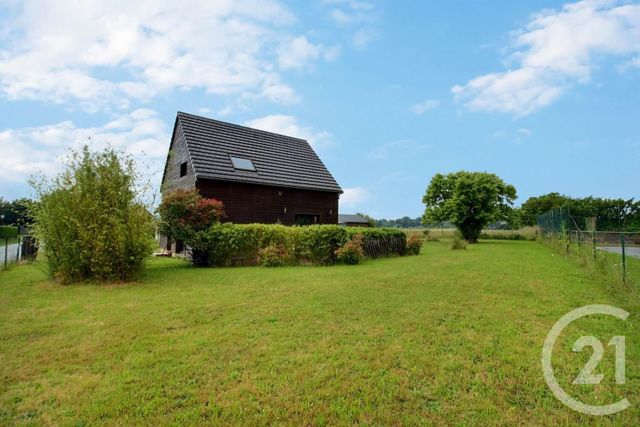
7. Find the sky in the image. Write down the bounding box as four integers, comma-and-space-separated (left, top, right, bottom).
0, 0, 639, 219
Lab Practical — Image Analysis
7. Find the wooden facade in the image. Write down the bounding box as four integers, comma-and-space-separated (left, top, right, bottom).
197, 180, 338, 225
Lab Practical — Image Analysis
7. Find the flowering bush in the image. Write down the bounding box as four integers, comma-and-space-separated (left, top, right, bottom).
406, 236, 423, 255
157, 189, 225, 244
335, 234, 365, 265
257, 244, 292, 267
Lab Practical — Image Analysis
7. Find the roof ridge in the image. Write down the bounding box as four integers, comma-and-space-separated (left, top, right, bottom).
174, 111, 342, 194
177, 111, 308, 143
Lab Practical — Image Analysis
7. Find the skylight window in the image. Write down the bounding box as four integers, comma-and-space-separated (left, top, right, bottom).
230, 156, 256, 171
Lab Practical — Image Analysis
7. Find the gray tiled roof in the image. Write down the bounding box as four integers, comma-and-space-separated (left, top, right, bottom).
338, 214, 369, 224
177, 112, 342, 193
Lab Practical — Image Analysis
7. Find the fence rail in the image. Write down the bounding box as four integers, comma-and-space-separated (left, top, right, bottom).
1, 235, 38, 270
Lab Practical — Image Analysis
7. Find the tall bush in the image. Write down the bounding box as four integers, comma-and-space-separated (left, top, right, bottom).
31, 146, 155, 283
156, 189, 225, 264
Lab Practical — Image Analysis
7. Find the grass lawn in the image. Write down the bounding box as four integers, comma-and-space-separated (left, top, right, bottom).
1, 240, 638, 425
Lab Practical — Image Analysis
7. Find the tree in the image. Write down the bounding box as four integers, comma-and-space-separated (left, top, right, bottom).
31, 146, 155, 283
422, 172, 517, 243
0, 198, 37, 226
356, 212, 376, 228
520, 192, 571, 226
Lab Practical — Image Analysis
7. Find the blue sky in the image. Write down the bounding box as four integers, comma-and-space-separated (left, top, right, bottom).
1, 0, 639, 219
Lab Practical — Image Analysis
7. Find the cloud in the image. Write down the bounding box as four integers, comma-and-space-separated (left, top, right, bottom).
453, 0, 640, 116
0, 110, 169, 186
492, 127, 533, 144
0, 0, 337, 111
321, 0, 377, 49
367, 139, 430, 160
352, 28, 377, 49
410, 99, 440, 115
340, 186, 370, 208
244, 115, 333, 149
277, 35, 340, 70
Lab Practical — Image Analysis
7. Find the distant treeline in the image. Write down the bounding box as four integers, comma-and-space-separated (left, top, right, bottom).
518, 193, 639, 231
372, 193, 639, 232
374, 216, 423, 228
0, 198, 35, 226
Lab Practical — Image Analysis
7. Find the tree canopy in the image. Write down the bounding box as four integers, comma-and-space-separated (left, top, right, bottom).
422, 171, 517, 242
519, 193, 640, 231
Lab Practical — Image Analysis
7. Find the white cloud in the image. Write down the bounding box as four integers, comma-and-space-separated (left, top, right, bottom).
0, 0, 339, 111
492, 127, 533, 144
367, 139, 430, 160
277, 35, 340, 70
321, 0, 377, 49
0, 110, 169, 185
453, 0, 640, 116
410, 99, 440, 115
340, 186, 370, 208
244, 115, 333, 149
352, 28, 377, 49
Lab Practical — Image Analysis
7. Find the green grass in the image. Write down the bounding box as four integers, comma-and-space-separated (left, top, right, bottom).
1, 241, 639, 425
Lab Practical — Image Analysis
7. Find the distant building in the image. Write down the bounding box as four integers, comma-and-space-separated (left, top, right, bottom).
338, 214, 371, 227
160, 112, 343, 252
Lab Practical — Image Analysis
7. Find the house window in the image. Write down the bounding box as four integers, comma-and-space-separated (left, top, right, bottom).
295, 214, 320, 226
229, 156, 256, 171
179, 162, 187, 177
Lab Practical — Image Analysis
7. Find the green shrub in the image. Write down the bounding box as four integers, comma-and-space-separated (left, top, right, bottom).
451, 234, 468, 250
302, 225, 349, 265
180, 223, 408, 267
257, 244, 292, 267
31, 146, 155, 283
335, 234, 365, 265
406, 236, 423, 255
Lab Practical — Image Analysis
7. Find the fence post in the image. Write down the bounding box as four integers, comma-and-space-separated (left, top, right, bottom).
592, 231, 597, 260
3, 238, 7, 270
620, 233, 626, 284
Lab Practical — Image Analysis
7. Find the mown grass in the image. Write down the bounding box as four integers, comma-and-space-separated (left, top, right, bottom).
1, 241, 638, 425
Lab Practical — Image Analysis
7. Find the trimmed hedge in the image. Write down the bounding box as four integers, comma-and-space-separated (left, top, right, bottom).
185, 224, 408, 267
0, 226, 18, 240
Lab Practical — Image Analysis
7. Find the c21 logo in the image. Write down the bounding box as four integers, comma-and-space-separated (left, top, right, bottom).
541, 305, 630, 416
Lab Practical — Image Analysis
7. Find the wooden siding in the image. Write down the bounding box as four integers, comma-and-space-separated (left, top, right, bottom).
161, 121, 196, 195
196, 179, 339, 225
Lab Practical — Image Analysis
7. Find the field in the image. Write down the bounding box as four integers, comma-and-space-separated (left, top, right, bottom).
1, 240, 639, 425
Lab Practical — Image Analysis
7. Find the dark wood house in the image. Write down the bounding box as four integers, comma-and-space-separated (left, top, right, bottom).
338, 214, 371, 227
161, 112, 343, 228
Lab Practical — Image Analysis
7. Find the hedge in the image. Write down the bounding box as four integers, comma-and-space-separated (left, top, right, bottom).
0, 226, 19, 240
185, 224, 408, 267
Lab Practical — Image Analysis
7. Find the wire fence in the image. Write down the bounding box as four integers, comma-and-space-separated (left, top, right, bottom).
537, 207, 639, 291
1, 235, 38, 270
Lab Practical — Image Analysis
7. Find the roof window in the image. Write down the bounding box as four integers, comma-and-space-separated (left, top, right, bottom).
230, 156, 256, 171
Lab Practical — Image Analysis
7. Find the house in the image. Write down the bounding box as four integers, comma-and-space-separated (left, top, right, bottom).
338, 214, 371, 227
161, 112, 343, 230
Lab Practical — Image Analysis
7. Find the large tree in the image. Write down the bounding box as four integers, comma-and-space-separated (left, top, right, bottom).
519, 192, 571, 226
422, 172, 517, 243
